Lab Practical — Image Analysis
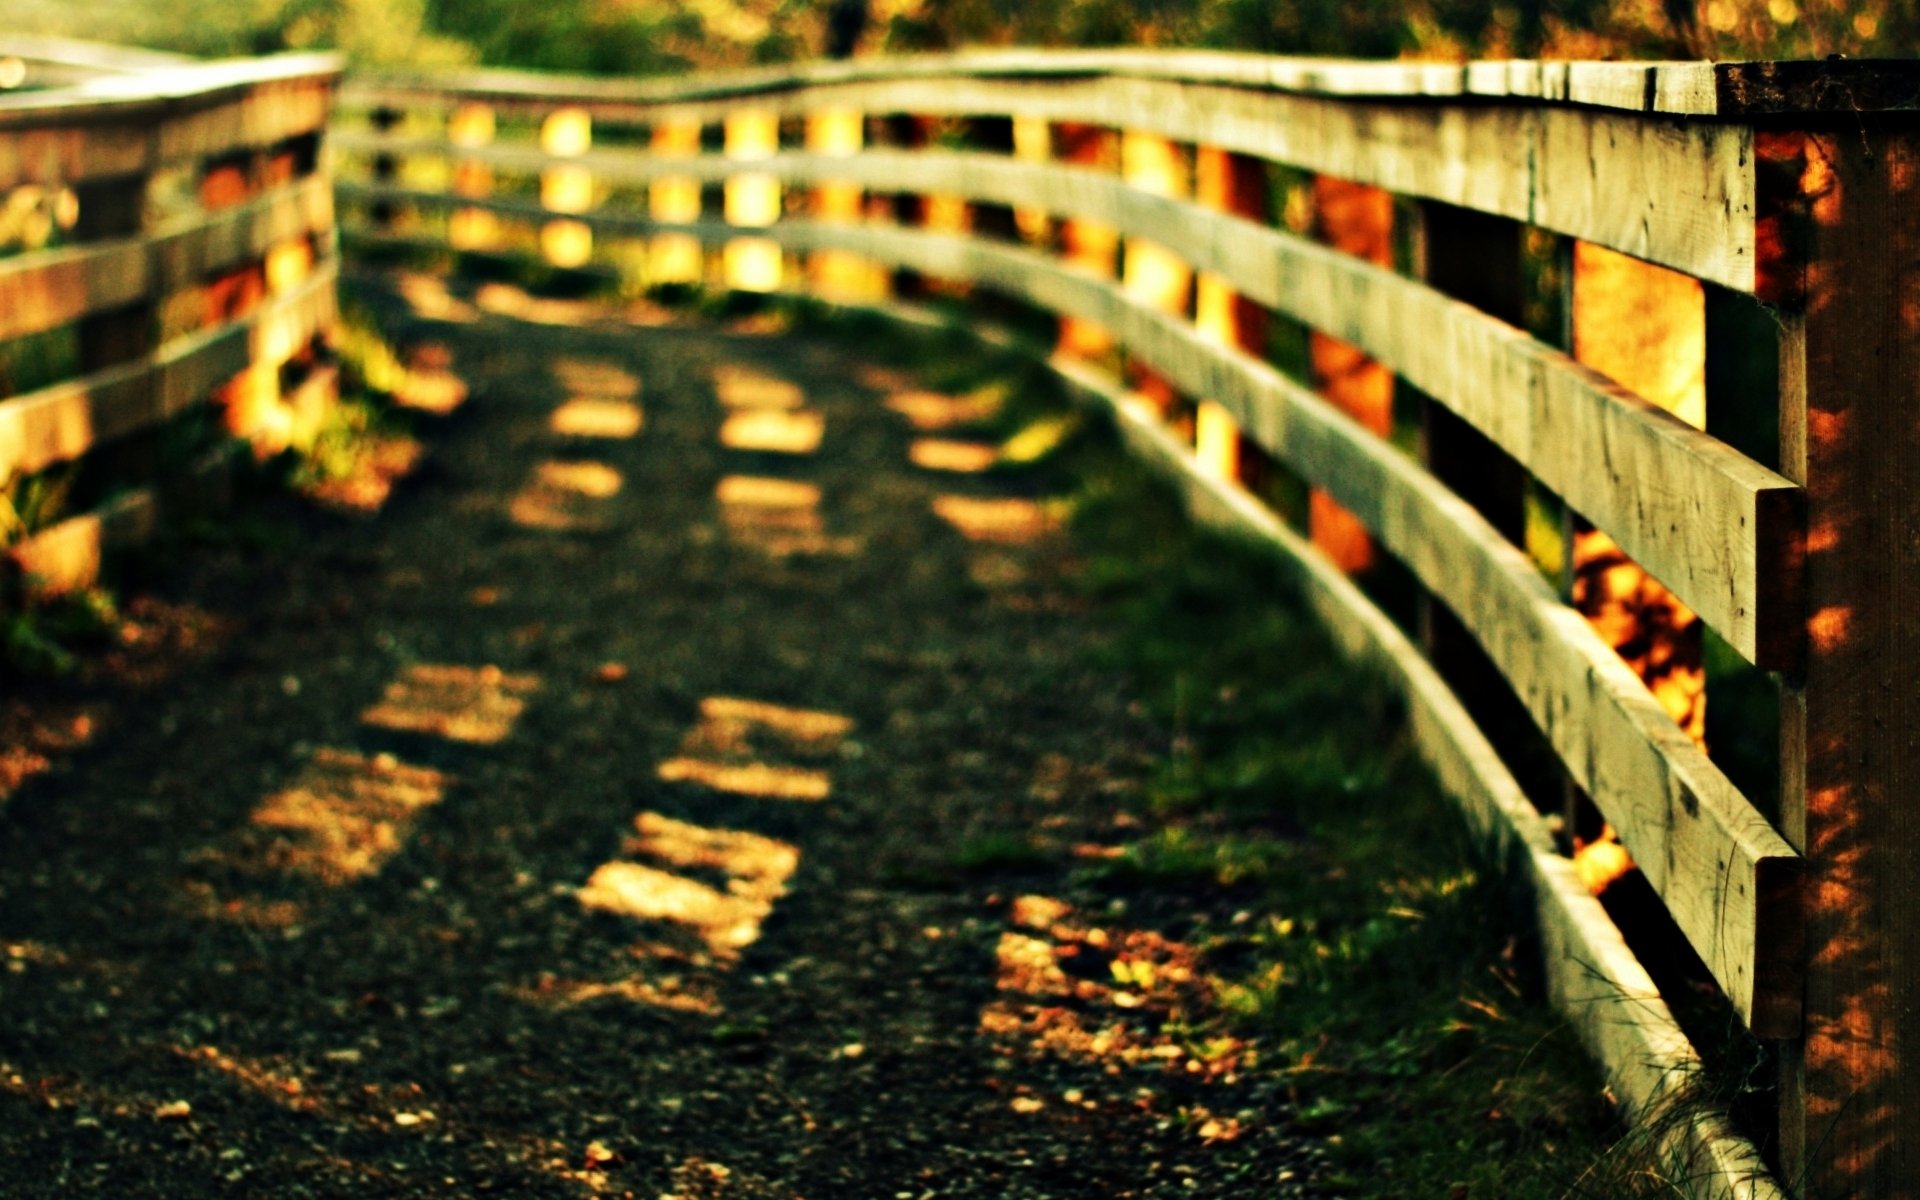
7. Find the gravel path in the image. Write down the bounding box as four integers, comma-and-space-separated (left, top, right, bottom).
0, 279, 1324, 1198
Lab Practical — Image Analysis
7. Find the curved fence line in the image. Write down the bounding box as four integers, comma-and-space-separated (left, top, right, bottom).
0, 49, 344, 600
331, 54, 1920, 1198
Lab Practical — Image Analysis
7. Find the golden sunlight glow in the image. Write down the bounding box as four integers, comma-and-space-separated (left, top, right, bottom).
541, 220, 594, 269
579, 810, 798, 960
1194, 401, 1240, 481
1573, 242, 1706, 427
932, 495, 1055, 545
649, 120, 703, 284
885, 388, 999, 431
360, 663, 539, 744
396, 271, 479, 323
552, 357, 639, 398
910, 438, 997, 473
655, 693, 853, 800
1012, 115, 1051, 242
697, 695, 854, 748
724, 110, 782, 291
509, 459, 625, 530
576, 861, 770, 951
516, 974, 718, 1014
1569, 247, 1707, 748
716, 475, 821, 509
714, 364, 804, 409
1573, 824, 1636, 895
981, 894, 1238, 1081
803, 109, 885, 300
542, 165, 593, 215
720, 408, 825, 454
724, 237, 784, 292
449, 102, 498, 250
539, 108, 593, 266
238, 749, 447, 885
1308, 177, 1397, 575
265, 239, 314, 295
541, 107, 592, 157
627, 811, 799, 897
655, 757, 831, 801
550, 398, 644, 439
1120, 133, 1192, 319
716, 475, 857, 557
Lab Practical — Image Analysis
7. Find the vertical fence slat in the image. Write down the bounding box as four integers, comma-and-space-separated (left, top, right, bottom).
1772, 124, 1920, 1200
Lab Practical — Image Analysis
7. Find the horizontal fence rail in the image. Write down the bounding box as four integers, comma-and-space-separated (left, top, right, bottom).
0, 45, 344, 597
334, 51, 1920, 1200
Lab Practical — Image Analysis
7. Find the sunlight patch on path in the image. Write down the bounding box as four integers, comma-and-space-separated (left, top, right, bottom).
719, 408, 824, 456
361, 663, 540, 744
229, 749, 448, 885
474, 282, 605, 326
933, 495, 1057, 545
886, 388, 1000, 431
716, 475, 859, 558
655, 695, 854, 802
550, 398, 643, 439
978, 895, 1248, 1111
910, 438, 997, 474
713, 364, 803, 410
551, 357, 639, 399
576, 813, 799, 958
508, 459, 625, 531
394, 270, 479, 324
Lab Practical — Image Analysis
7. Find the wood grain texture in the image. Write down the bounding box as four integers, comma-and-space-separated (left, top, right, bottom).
6, 489, 156, 598
0, 259, 336, 477
337, 72, 1759, 289
1036, 336, 1784, 1200
337, 161, 1797, 665
1774, 127, 1920, 1200
0, 174, 333, 342
345, 196, 1799, 1026
342, 50, 1920, 117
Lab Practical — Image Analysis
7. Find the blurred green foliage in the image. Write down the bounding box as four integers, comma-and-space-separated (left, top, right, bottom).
9, 0, 1915, 71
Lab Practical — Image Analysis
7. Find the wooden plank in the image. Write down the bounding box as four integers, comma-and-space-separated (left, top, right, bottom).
7, 488, 157, 598
0, 53, 340, 130
341, 51, 1920, 118
1035, 338, 1783, 1200
0, 258, 336, 477
1773, 126, 1920, 1200
155, 259, 337, 416
680, 218, 1793, 1028
0, 34, 194, 74
335, 74, 1758, 289
155, 78, 334, 166
353, 191, 1802, 1019
336, 166, 1795, 665
0, 174, 333, 341
0, 120, 150, 189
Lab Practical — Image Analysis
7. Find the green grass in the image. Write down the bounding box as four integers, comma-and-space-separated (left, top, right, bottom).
1058, 450, 1630, 1198
803, 306, 1745, 1199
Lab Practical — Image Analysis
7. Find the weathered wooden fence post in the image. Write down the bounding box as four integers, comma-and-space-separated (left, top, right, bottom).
1768, 120, 1920, 1200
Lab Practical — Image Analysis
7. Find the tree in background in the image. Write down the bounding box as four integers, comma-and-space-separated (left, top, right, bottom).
6, 0, 1913, 72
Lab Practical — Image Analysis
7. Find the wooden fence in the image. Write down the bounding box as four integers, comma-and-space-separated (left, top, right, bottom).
332, 52, 1920, 1199
0, 46, 342, 598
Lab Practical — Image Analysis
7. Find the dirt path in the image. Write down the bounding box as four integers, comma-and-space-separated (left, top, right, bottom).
0, 281, 1326, 1198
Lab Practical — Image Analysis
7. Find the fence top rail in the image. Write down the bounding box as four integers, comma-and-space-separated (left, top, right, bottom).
344, 49, 1920, 119
0, 34, 195, 75
0, 52, 343, 129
